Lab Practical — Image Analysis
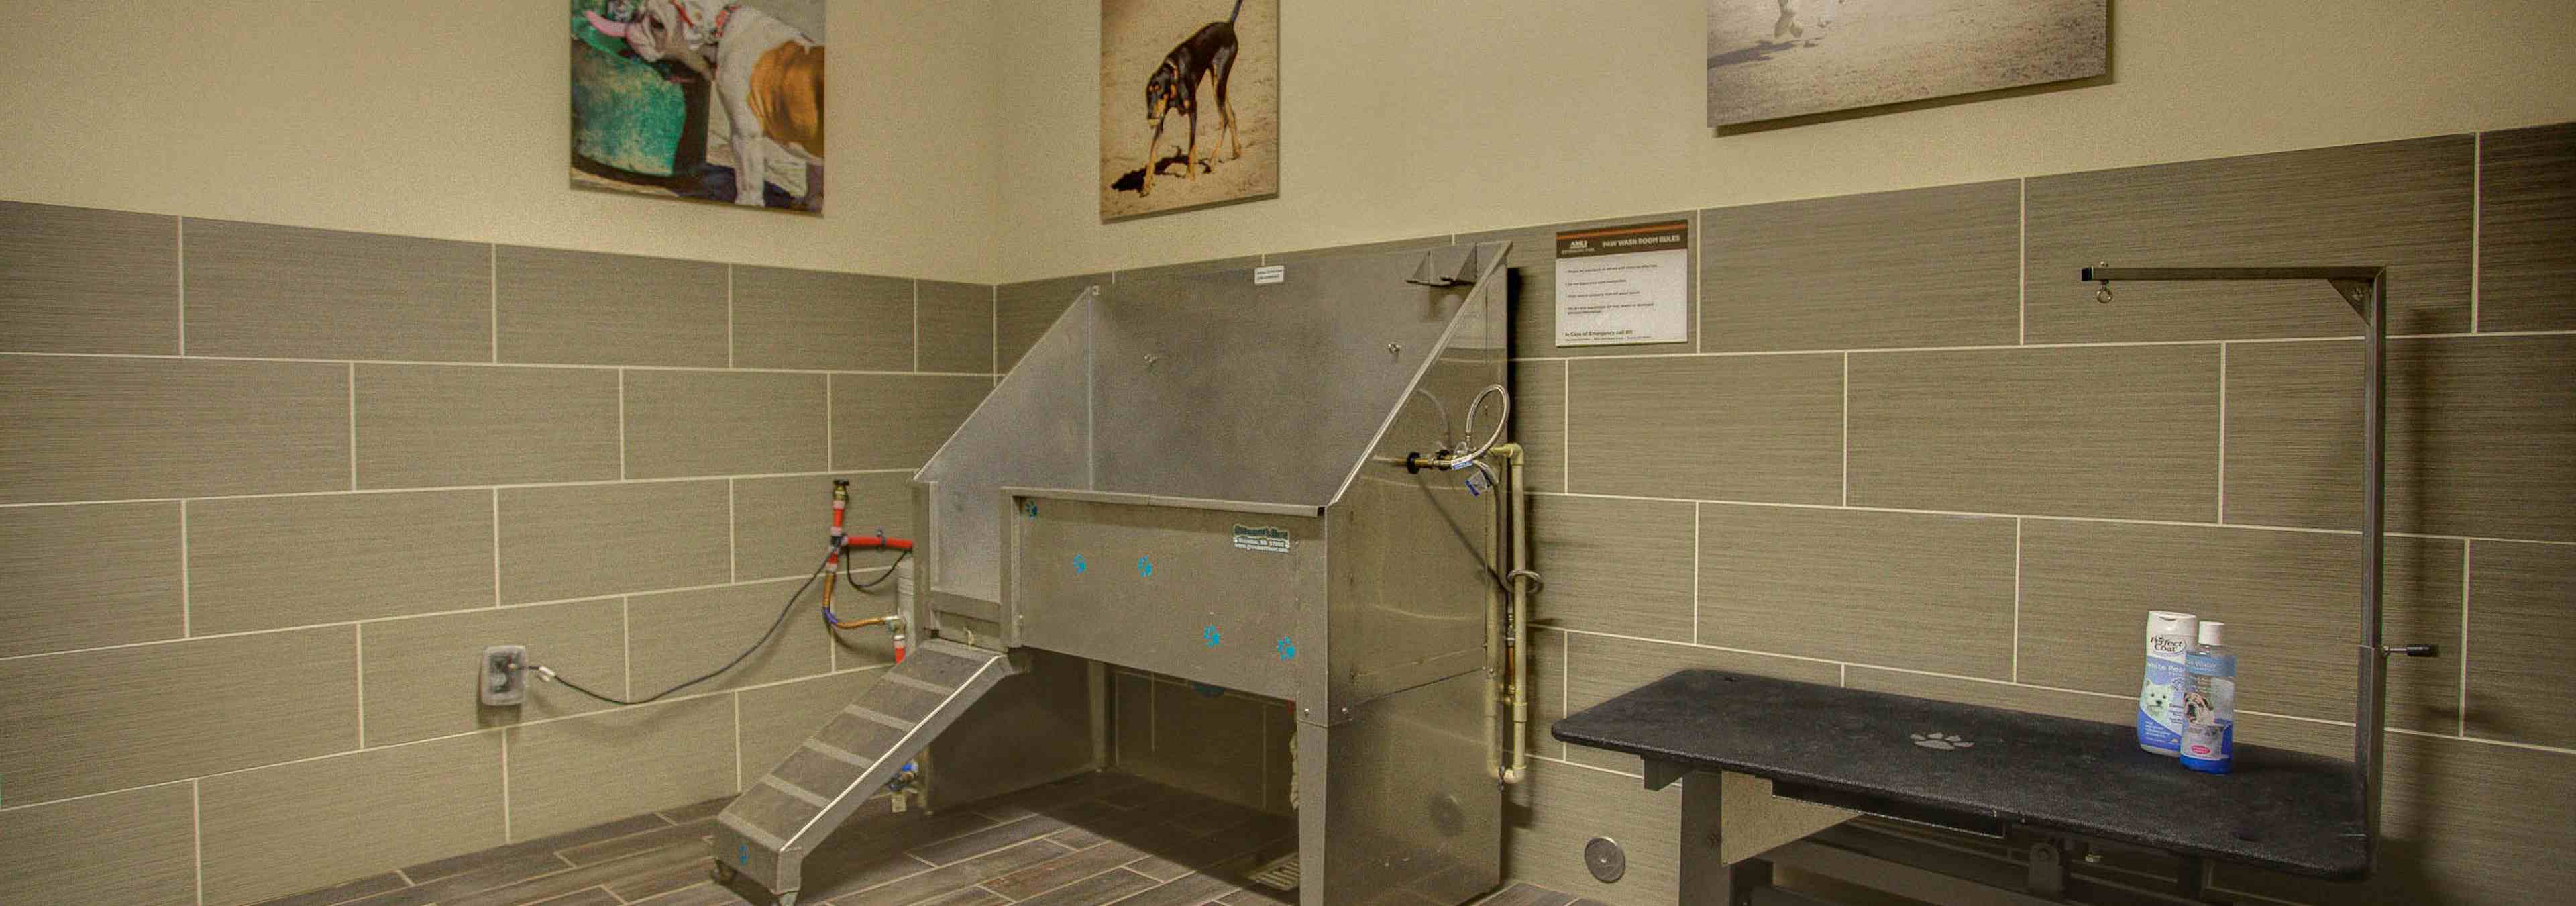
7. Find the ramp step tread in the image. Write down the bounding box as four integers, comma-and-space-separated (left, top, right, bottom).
761, 775, 833, 809
844, 703, 919, 731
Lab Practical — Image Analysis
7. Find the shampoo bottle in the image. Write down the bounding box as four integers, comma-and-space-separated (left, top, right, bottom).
2137, 611, 2198, 756
2180, 622, 2237, 774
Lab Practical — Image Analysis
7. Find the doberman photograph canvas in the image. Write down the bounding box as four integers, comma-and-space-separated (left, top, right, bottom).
1101, 0, 1280, 221
571, 0, 827, 213
1707, 0, 2104, 127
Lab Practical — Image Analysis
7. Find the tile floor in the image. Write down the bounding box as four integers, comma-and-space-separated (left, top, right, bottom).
246, 772, 1587, 906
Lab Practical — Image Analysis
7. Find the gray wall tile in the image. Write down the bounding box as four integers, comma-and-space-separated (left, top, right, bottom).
1111, 255, 1262, 284
1527, 493, 1694, 642
917, 279, 996, 374
1698, 505, 2017, 678
0, 782, 196, 906
1569, 354, 1842, 503
2475, 122, 2576, 332
829, 374, 988, 470
2018, 520, 2461, 731
359, 599, 625, 746
1562, 631, 1838, 771
2224, 334, 2576, 540
182, 219, 490, 361
1121, 678, 1270, 810
506, 695, 736, 840
1503, 758, 1680, 904
2463, 541, 2576, 748
628, 577, 833, 695
199, 733, 504, 906
2025, 136, 2473, 342
187, 490, 493, 634
1265, 234, 1452, 264
0, 356, 349, 503
0, 626, 355, 802
1702, 183, 2018, 352
737, 668, 879, 783
622, 370, 828, 479
498, 481, 729, 603
1456, 213, 1696, 359
731, 472, 912, 582
1511, 360, 1566, 492
1848, 344, 2219, 521
496, 246, 725, 367
0, 502, 182, 657
0, 201, 176, 354
355, 364, 620, 488
730, 266, 913, 372
1532, 628, 1568, 761
2212, 732, 2576, 905
994, 274, 1101, 372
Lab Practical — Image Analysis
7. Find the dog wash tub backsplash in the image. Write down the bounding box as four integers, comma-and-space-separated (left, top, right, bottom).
994, 123, 2576, 906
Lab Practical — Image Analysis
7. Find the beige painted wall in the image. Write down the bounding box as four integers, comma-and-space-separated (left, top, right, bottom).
994, 0, 2576, 281
0, 0, 1003, 281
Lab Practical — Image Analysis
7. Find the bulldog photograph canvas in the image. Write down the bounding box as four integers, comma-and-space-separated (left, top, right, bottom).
572, 0, 827, 213
1100, 0, 1281, 221
1707, 0, 2106, 127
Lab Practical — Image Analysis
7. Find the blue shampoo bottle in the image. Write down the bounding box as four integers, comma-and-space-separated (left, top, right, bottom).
2179, 621, 2236, 774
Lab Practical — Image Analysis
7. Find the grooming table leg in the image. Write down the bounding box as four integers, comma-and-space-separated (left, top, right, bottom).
1661, 764, 1772, 906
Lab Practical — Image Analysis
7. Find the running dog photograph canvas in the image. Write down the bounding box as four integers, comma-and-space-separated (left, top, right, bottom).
571, 0, 827, 213
1101, 0, 1281, 221
1707, 0, 2106, 128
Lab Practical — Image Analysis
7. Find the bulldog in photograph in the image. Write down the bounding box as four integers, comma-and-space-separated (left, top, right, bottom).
590, 1, 825, 209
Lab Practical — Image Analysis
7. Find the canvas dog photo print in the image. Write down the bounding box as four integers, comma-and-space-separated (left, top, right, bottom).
572, 0, 827, 213
1101, 0, 1281, 221
1707, 0, 2106, 127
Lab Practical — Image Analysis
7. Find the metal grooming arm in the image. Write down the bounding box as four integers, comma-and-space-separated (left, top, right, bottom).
2080, 265, 2441, 860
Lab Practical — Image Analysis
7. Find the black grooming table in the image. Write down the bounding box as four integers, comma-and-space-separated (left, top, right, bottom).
1553, 670, 2369, 879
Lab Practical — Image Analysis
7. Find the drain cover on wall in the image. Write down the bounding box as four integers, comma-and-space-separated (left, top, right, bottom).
1585, 836, 1626, 883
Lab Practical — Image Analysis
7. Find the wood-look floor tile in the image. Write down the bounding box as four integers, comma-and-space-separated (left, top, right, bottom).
440, 840, 703, 906
833, 839, 1074, 905
246, 872, 409, 906
403, 813, 667, 883
1009, 868, 1158, 905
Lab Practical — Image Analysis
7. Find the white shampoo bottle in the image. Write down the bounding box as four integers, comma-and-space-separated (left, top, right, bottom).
2137, 611, 2199, 756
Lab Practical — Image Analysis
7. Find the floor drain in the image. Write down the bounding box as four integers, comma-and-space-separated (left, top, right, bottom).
1247, 852, 1301, 891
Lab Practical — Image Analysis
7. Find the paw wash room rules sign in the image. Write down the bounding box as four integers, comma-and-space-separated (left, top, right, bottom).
1553, 220, 1691, 347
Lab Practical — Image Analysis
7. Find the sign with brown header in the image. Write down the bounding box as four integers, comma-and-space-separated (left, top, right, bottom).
1554, 220, 1691, 346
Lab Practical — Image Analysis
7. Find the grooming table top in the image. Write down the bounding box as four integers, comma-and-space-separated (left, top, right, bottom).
1552, 670, 2369, 879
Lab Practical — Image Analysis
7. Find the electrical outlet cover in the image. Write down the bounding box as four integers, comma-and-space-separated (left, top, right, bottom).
480, 644, 528, 706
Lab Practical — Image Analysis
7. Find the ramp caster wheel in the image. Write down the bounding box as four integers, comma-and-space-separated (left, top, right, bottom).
709, 860, 737, 884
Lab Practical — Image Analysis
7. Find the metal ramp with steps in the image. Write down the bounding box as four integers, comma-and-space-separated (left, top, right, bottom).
711, 638, 1019, 905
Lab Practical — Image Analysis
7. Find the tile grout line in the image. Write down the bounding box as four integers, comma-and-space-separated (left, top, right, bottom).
175, 218, 186, 355
2216, 343, 2227, 522
2012, 518, 2023, 683
191, 778, 204, 906
178, 501, 191, 636
2458, 540, 2471, 737
491, 489, 503, 606
1560, 362, 1572, 490
1, 468, 924, 510
354, 625, 366, 748
2471, 132, 2482, 333
0, 349, 998, 377
347, 364, 358, 489
1494, 328, 2576, 362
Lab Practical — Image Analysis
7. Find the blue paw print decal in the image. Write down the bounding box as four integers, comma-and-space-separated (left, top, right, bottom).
737, 842, 748, 866
1072, 554, 1087, 574
1138, 555, 1155, 576
1204, 625, 1222, 647
1276, 636, 1297, 660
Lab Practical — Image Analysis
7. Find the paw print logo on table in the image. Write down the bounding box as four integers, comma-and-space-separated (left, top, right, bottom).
1910, 732, 1974, 751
